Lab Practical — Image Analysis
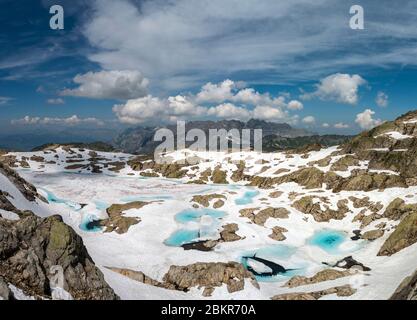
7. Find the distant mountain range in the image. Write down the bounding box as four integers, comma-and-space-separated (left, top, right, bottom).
112, 119, 315, 154
0, 127, 119, 151
1, 119, 353, 154
0, 133, 99, 151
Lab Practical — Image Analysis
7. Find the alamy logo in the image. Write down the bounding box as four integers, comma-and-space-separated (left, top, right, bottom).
49, 5, 64, 30
350, 5, 364, 30
154, 121, 263, 164
49, 265, 65, 289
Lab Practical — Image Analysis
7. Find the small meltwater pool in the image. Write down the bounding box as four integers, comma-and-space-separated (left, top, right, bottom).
308, 230, 348, 253
164, 208, 227, 247
40, 188, 81, 211
79, 214, 103, 232
175, 208, 226, 223
239, 244, 305, 282
235, 190, 260, 205
164, 229, 201, 246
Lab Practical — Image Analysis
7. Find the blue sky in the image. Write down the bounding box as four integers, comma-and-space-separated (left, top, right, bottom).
1, 0, 417, 137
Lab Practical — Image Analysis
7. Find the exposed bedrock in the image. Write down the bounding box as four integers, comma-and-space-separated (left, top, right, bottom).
339, 110, 417, 179
239, 207, 289, 226
383, 198, 417, 221
292, 196, 349, 222
0, 213, 118, 300
249, 166, 407, 192
0, 162, 46, 202
390, 269, 417, 300
269, 226, 288, 241
283, 269, 354, 288
191, 194, 226, 208
271, 285, 356, 300
98, 201, 149, 234
378, 211, 417, 256
219, 223, 242, 242
0, 276, 13, 300
108, 262, 259, 297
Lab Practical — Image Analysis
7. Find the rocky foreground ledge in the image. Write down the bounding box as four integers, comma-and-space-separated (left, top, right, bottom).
0, 191, 118, 300
390, 269, 417, 300
0, 213, 119, 300
0, 162, 118, 300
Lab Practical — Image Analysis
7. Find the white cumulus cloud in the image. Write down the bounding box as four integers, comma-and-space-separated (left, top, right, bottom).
302, 116, 316, 124
301, 73, 366, 105
113, 95, 166, 124
207, 103, 251, 120
168, 95, 205, 117
355, 109, 383, 130
61, 70, 149, 100
252, 105, 287, 121
196, 79, 236, 103
287, 100, 303, 110
112, 79, 301, 124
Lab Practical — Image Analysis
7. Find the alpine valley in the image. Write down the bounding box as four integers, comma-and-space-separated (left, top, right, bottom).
1, 111, 417, 300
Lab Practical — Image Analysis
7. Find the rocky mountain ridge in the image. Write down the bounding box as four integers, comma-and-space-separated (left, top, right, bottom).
112, 119, 313, 154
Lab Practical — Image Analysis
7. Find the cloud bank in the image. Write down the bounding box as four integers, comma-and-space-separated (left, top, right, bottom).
112, 79, 303, 125
11, 115, 104, 126
81, 0, 417, 91
61, 70, 149, 100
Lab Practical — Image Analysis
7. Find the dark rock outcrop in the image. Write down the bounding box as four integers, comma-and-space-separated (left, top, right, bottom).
106, 201, 149, 217
383, 198, 417, 221
271, 285, 356, 300
292, 196, 349, 222
239, 207, 289, 226
211, 167, 228, 184
127, 159, 188, 179
269, 226, 288, 241
0, 162, 46, 202
162, 262, 258, 294
98, 201, 149, 234
378, 211, 417, 256
390, 269, 417, 300
191, 194, 226, 208
284, 269, 353, 288
108, 262, 259, 296
340, 110, 417, 180
0, 276, 13, 300
362, 229, 384, 241
219, 224, 242, 242
0, 213, 118, 300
